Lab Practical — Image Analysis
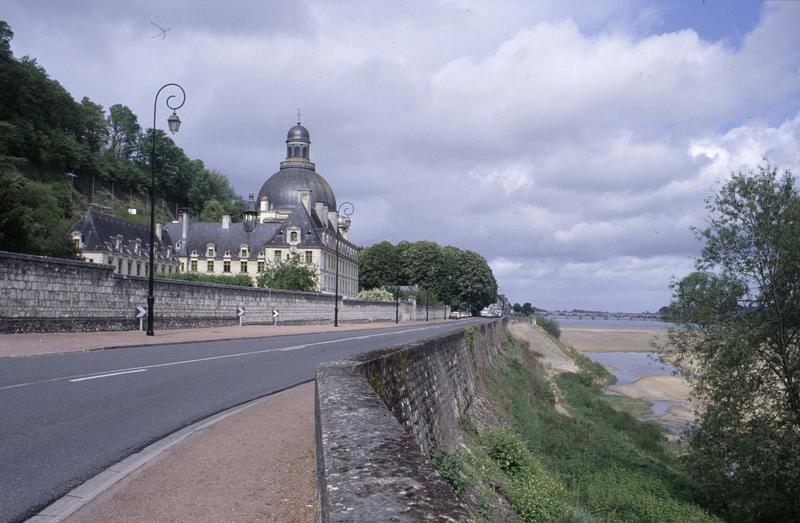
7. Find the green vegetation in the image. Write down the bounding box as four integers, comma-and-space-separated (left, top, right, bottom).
0, 21, 242, 258
356, 288, 394, 301
256, 257, 317, 292
158, 272, 253, 287
534, 314, 561, 340
433, 335, 718, 522
358, 240, 497, 314
665, 162, 800, 521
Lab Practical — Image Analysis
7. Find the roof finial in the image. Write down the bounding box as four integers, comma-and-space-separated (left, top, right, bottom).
297, 108, 301, 125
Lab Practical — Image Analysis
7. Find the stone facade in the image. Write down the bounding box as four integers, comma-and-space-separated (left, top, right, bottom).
0, 251, 448, 333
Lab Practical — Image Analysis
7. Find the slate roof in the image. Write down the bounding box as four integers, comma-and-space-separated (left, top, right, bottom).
70, 208, 175, 260
257, 165, 337, 212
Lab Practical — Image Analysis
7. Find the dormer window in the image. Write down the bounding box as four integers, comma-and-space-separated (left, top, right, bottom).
290, 231, 298, 242
207, 245, 216, 257
224, 250, 231, 257
175, 241, 182, 249
240, 246, 249, 257
191, 249, 198, 257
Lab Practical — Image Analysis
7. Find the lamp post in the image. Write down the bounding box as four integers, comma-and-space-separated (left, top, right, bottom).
426, 287, 429, 322
147, 83, 185, 336
333, 201, 354, 327
395, 270, 400, 323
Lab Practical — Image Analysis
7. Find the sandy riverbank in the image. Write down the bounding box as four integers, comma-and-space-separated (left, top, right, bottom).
560, 327, 665, 353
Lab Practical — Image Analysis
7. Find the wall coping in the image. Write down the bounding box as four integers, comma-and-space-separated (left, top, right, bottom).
0, 250, 113, 272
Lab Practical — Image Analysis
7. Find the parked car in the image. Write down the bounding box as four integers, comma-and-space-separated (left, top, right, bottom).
449, 311, 461, 319
459, 311, 472, 318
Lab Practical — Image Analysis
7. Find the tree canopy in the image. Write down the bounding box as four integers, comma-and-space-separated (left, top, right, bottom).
257, 257, 318, 293
664, 162, 800, 521
358, 239, 498, 313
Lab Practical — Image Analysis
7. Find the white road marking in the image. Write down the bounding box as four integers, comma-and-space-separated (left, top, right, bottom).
0, 321, 478, 391
69, 369, 147, 382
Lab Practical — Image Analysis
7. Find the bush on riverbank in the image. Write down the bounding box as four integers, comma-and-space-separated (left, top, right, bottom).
534, 314, 561, 339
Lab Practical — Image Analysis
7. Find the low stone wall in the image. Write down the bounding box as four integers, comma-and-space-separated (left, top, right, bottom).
0, 251, 449, 333
315, 319, 506, 521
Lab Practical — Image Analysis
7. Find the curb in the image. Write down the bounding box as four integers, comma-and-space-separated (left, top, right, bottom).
25, 380, 314, 523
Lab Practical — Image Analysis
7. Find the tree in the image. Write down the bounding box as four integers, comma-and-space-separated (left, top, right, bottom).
513, 303, 522, 313
450, 249, 497, 314
199, 199, 225, 222
664, 162, 800, 521
358, 240, 399, 290
521, 302, 533, 316
106, 104, 140, 160
257, 257, 318, 292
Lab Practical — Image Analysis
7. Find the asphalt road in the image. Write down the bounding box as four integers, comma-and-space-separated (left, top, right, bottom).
0, 319, 489, 523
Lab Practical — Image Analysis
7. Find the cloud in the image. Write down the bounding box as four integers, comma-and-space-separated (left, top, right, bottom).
3, 1, 800, 311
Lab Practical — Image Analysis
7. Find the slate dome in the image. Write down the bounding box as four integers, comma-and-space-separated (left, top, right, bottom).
257, 167, 336, 211
287, 124, 310, 143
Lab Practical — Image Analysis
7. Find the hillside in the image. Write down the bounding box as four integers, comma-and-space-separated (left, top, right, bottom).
0, 20, 242, 258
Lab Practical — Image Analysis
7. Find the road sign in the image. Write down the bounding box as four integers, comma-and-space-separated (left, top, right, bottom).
272, 309, 280, 318
135, 306, 147, 318
236, 307, 246, 317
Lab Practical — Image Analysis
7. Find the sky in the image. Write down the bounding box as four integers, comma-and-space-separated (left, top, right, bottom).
4, 0, 800, 312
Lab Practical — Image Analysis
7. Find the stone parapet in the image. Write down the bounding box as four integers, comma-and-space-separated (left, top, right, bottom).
315, 319, 506, 521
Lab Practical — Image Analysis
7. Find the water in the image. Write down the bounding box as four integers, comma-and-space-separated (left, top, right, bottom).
583, 351, 679, 386
583, 350, 686, 430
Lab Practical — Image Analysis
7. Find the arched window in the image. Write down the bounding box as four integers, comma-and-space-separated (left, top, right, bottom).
293, 146, 300, 157
287, 145, 291, 157
302, 146, 307, 158
290, 231, 298, 242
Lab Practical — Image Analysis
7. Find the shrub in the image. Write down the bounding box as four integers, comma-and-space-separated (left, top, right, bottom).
158, 272, 253, 287
357, 288, 394, 301
431, 451, 468, 494
534, 314, 561, 339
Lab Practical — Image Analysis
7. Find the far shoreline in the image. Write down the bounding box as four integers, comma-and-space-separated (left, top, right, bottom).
560, 326, 666, 353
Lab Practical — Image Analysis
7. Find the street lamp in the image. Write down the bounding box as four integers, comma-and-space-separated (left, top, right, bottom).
333, 201, 354, 327
147, 83, 185, 336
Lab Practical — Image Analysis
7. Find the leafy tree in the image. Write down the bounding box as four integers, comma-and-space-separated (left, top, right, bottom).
106, 104, 140, 160
664, 162, 800, 521
513, 303, 522, 313
521, 302, 534, 316
0, 169, 78, 258
358, 240, 399, 290
199, 199, 225, 222
257, 257, 318, 292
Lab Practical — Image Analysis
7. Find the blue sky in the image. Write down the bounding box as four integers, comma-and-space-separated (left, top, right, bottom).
4, 1, 800, 311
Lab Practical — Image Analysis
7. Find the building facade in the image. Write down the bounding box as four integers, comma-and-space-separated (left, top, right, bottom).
162, 120, 359, 296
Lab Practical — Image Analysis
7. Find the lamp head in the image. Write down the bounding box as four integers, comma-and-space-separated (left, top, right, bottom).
167, 111, 181, 134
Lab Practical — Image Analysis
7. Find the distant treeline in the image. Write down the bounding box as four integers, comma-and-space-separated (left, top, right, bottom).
0, 20, 242, 258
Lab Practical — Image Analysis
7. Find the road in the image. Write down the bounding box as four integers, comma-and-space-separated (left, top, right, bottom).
0, 319, 488, 523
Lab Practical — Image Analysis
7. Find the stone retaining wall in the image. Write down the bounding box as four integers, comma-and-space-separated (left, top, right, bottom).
0, 251, 449, 333
315, 319, 506, 521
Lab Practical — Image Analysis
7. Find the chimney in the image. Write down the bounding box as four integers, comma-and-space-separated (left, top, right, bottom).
314, 202, 325, 222
222, 214, 231, 229
328, 210, 338, 229
260, 197, 268, 212
298, 189, 311, 212
181, 210, 189, 241
155, 223, 163, 242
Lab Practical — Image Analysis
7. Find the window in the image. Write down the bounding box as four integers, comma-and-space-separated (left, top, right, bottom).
258, 261, 265, 272
293, 146, 300, 157
287, 145, 291, 157
107, 257, 113, 265
180, 262, 185, 272
207, 260, 214, 272
73, 237, 80, 248
191, 250, 198, 256
274, 250, 282, 263
117, 259, 123, 273
302, 146, 307, 158
305, 251, 313, 264
190, 260, 197, 272
240, 247, 248, 257
223, 261, 231, 273
207, 245, 215, 257
224, 250, 231, 257
240, 261, 248, 273
136, 263, 141, 276
290, 231, 298, 242
127, 260, 132, 274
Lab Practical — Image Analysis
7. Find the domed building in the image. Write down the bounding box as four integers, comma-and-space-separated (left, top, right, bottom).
161, 119, 359, 296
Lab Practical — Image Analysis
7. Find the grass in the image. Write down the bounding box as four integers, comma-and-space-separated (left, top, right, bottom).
433, 335, 719, 522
